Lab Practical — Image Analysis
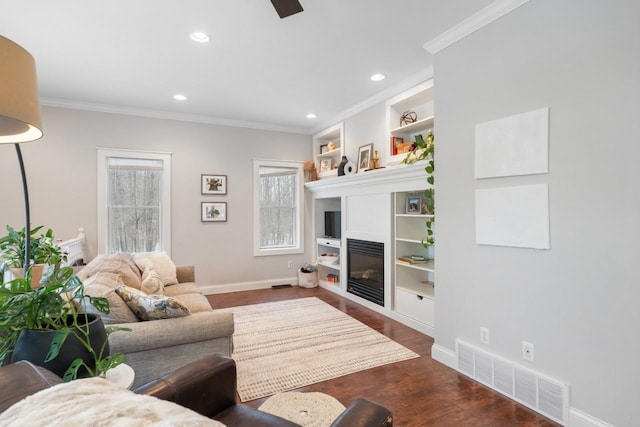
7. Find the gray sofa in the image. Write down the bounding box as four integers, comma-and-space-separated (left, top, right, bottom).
77, 253, 234, 388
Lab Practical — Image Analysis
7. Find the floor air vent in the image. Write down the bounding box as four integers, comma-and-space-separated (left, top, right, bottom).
456, 340, 569, 425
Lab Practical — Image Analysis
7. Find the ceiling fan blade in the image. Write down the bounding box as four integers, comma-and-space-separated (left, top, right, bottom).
270, 0, 303, 19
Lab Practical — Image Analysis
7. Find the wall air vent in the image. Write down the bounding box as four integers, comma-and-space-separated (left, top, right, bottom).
455, 339, 569, 425
457, 341, 475, 376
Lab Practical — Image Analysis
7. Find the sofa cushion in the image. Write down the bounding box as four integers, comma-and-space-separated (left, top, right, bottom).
82, 272, 139, 324
115, 285, 191, 321
164, 282, 201, 297
78, 253, 142, 290
168, 293, 213, 313
134, 251, 178, 286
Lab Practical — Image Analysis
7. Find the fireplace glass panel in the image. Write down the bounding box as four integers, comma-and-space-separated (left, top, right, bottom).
347, 239, 384, 306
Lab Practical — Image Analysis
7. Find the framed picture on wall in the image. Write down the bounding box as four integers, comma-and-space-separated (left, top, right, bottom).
201, 174, 227, 195
202, 202, 227, 222
357, 143, 373, 172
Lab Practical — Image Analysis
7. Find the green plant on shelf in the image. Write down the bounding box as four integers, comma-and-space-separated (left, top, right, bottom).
401, 130, 435, 247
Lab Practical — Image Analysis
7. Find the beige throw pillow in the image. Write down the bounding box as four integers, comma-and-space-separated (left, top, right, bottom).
82, 272, 139, 324
115, 285, 190, 321
79, 253, 142, 290
134, 251, 178, 286
138, 258, 165, 295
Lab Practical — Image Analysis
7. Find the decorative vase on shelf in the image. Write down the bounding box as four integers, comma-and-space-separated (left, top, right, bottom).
371, 150, 380, 169
337, 156, 349, 176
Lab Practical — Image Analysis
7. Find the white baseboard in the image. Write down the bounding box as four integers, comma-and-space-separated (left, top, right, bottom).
568, 408, 613, 427
199, 276, 298, 295
431, 343, 457, 369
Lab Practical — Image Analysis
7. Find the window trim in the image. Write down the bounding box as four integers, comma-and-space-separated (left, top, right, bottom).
97, 148, 172, 256
253, 159, 304, 257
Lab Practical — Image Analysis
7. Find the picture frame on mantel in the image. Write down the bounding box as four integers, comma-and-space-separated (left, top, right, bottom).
202, 202, 227, 222
201, 174, 227, 195
357, 143, 373, 172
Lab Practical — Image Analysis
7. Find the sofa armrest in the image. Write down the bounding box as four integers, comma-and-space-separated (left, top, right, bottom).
175, 265, 195, 284
331, 398, 393, 427
0, 361, 64, 414
109, 311, 233, 354
134, 354, 237, 418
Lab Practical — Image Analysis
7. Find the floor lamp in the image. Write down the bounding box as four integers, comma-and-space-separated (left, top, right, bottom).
0, 36, 43, 271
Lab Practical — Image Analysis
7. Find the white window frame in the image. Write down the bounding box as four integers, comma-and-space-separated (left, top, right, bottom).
97, 148, 172, 255
253, 159, 304, 257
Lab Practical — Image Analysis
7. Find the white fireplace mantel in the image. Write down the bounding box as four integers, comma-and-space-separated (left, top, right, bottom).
305, 161, 429, 197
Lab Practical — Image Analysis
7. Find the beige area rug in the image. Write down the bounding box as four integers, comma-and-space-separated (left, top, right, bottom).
219, 297, 419, 402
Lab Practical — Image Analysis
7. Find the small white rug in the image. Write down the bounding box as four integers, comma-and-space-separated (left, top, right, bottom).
259, 392, 345, 427
219, 297, 419, 401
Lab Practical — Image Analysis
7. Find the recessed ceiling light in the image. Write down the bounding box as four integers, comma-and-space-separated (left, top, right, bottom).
190, 32, 210, 43
306, 113, 317, 119
173, 94, 187, 101
370, 73, 386, 81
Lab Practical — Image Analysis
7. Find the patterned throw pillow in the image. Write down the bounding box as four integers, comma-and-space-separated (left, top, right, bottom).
114, 285, 191, 321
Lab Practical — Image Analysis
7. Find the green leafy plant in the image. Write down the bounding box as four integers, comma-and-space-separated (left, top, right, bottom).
0, 225, 67, 268
0, 262, 129, 380
402, 130, 435, 247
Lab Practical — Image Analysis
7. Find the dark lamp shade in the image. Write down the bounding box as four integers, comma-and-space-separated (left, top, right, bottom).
0, 36, 43, 144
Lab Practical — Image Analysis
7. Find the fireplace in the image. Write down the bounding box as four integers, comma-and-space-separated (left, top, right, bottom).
347, 239, 384, 306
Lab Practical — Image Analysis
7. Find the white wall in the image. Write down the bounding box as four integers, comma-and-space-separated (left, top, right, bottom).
343, 102, 386, 165
434, 1, 639, 425
0, 106, 311, 288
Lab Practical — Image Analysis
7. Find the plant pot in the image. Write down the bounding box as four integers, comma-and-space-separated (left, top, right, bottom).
10, 313, 109, 378
10, 264, 46, 289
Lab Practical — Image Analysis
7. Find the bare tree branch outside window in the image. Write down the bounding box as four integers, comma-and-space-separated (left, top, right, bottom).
107, 158, 163, 253
258, 167, 297, 248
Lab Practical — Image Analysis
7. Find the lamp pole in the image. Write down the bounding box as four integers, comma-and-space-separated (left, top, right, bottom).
14, 144, 31, 268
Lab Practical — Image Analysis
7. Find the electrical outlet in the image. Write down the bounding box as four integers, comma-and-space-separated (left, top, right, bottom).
287, 260, 293, 269
522, 341, 534, 362
480, 327, 490, 344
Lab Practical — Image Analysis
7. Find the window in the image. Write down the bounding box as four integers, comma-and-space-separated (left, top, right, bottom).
97, 149, 171, 255
253, 159, 304, 256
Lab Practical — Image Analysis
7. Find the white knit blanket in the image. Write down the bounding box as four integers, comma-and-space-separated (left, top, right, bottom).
0, 377, 225, 427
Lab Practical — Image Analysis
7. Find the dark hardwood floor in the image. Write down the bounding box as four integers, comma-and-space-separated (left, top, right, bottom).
207, 286, 560, 427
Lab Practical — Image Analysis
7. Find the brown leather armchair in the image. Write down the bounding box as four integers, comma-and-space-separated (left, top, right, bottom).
0, 355, 393, 427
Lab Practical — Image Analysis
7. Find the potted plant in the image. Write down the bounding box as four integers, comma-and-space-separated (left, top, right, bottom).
401, 130, 435, 247
0, 225, 67, 287
0, 262, 130, 381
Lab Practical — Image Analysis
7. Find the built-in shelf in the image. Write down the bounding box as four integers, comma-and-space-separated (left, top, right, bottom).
312, 122, 344, 179
393, 190, 435, 335
395, 259, 435, 273
386, 80, 434, 165
390, 116, 435, 134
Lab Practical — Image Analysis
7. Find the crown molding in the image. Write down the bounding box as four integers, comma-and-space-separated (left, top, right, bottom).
423, 0, 530, 55
40, 98, 311, 135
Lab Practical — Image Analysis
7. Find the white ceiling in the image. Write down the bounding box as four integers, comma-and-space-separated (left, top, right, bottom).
1, 0, 492, 134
